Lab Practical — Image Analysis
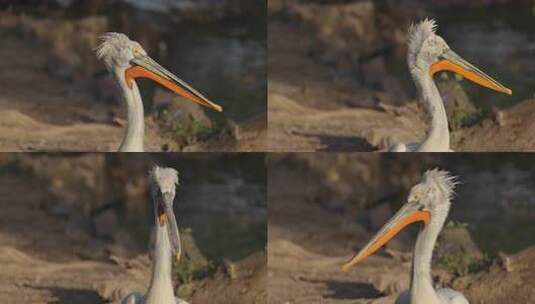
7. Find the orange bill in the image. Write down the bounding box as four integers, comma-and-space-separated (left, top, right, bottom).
341, 205, 430, 272
158, 203, 166, 226
430, 50, 512, 95
125, 56, 223, 112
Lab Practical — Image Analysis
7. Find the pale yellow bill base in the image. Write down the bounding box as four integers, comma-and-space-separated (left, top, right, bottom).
430, 49, 512, 95
341, 202, 430, 272
125, 55, 223, 112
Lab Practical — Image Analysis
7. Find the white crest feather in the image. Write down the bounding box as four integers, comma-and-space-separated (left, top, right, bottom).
407, 18, 438, 67
150, 166, 180, 193
423, 168, 458, 201
95, 32, 132, 67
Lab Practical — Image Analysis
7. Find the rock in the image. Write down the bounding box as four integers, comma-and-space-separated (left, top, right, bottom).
499, 251, 513, 272
95, 74, 121, 103
370, 294, 399, 304
380, 76, 409, 105
188, 250, 266, 304
77, 238, 109, 260
224, 259, 240, 280
177, 282, 196, 298
110, 229, 141, 256
19, 14, 108, 79
93, 208, 118, 239
97, 255, 151, 303
492, 106, 506, 127
224, 251, 265, 280
367, 202, 392, 230
384, 248, 412, 263
342, 85, 376, 108
289, 1, 380, 70
371, 271, 409, 295
361, 56, 387, 88
222, 113, 266, 142
97, 283, 138, 304
453, 99, 535, 151
438, 226, 483, 260
18, 154, 109, 214
461, 245, 535, 304
47, 203, 71, 218
46, 54, 78, 81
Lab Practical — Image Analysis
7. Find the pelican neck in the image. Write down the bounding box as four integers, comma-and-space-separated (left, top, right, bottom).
145, 223, 176, 304
414, 70, 450, 152
115, 68, 145, 152
409, 202, 450, 304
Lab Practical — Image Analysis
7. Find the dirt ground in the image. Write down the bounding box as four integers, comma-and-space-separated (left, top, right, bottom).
267, 157, 535, 304
0, 155, 266, 304
267, 3, 535, 152
0, 172, 122, 303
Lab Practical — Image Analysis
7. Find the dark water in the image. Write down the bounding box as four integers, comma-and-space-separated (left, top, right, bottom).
387, 3, 535, 111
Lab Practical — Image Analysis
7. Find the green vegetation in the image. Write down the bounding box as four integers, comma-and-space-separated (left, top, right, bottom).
174, 257, 215, 284
158, 107, 223, 149
436, 221, 493, 277
449, 108, 480, 130
445, 220, 468, 229
436, 250, 493, 277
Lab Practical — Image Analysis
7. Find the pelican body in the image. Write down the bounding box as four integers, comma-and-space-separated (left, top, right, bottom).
96, 33, 223, 152
122, 166, 189, 304
391, 19, 511, 152
342, 169, 469, 304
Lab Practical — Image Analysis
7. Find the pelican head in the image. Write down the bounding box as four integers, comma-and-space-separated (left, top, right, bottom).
96, 32, 222, 112
149, 166, 182, 261
407, 19, 511, 95
342, 169, 457, 272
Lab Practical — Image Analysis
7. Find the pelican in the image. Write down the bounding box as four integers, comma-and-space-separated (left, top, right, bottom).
389, 19, 511, 152
342, 169, 469, 304
96, 33, 223, 152
122, 166, 189, 304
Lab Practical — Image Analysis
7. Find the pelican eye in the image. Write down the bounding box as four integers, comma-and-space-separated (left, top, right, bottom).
133, 47, 143, 57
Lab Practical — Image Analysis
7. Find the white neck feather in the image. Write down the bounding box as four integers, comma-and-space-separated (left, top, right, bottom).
114, 68, 145, 152
413, 70, 450, 152
145, 223, 176, 304
410, 199, 450, 304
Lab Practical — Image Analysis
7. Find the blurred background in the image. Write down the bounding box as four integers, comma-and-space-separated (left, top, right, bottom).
268, 0, 535, 152
268, 153, 535, 303
0, 0, 266, 152
0, 153, 266, 303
